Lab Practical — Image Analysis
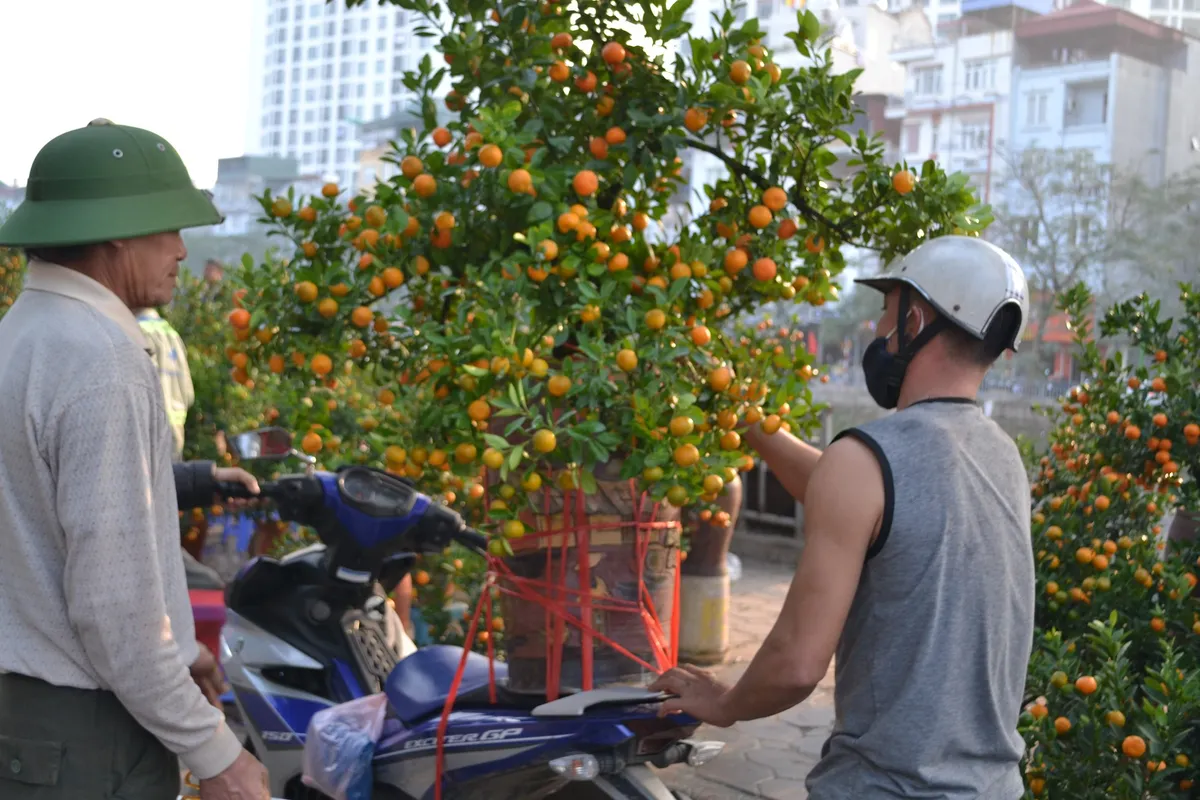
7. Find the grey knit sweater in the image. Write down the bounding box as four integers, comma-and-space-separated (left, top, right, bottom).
0, 262, 242, 779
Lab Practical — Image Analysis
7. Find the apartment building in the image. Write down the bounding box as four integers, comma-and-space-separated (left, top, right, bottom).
886, 0, 1053, 202
1010, 0, 1200, 181
248, 0, 443, 190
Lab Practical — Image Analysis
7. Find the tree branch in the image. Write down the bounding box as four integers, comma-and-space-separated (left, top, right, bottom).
684, 136, 868, 249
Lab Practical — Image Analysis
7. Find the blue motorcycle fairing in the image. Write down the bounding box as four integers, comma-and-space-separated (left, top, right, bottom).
371, 704, 697, 799
384, 645, 510, 725
318, 471, 431, 552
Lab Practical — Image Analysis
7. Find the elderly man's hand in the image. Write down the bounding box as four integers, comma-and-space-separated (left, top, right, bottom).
212, 466, 260, 511
649, 665, 737, 727
190, 643, 226, 709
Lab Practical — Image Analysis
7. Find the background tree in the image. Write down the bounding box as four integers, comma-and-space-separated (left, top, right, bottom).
1104, 164, 1200, 321
990, 147, 1112, 376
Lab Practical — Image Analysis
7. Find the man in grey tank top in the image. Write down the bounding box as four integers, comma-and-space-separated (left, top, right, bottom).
654, 236, 1036, 799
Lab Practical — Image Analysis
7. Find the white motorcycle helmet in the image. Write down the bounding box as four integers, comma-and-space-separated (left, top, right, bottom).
856, 235, 1030, 352
853, 235, 1029, 408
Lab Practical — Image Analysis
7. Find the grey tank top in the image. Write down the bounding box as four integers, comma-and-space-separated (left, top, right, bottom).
805, 399, 1035, 800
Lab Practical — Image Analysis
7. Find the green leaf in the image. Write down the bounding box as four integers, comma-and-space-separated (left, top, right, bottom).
483, 433, 509, 450
579, 469, 599, 494
508, 444, 525, 471
241, 253, 255, 270
529, 201, 554, 223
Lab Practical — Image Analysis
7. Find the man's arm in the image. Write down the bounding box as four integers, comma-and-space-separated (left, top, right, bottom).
745, 425, 823, 504
653, 436, 883, 724
54, 381, 243, 780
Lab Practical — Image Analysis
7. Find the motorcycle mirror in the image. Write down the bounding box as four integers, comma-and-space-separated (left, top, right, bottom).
231, 427, 294, 461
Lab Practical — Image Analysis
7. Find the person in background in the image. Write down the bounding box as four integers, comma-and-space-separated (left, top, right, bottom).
0, 119, 268, 800
138, 306, 193, 460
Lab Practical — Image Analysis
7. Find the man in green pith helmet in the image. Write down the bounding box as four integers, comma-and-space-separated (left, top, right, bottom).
0, 120, 270, 800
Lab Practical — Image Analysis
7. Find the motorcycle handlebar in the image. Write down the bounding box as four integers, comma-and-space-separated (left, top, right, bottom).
214, 480, 279, 501
454, 527, 489, 554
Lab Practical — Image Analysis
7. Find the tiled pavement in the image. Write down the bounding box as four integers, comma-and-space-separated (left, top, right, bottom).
659, 562, 835, 800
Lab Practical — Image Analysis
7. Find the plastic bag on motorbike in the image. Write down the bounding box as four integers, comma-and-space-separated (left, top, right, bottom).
301, 692, 388, 800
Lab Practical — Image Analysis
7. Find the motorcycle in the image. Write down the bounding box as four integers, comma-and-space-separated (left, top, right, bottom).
214, 427, 722, 799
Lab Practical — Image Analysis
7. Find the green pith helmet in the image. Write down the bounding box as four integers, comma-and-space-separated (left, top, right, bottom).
0, 119, 223, 248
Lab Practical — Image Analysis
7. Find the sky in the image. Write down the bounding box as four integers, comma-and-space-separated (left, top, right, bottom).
0, 0, 257, 190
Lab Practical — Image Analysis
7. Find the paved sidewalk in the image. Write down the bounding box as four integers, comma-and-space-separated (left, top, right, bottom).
660, 561, 835, 800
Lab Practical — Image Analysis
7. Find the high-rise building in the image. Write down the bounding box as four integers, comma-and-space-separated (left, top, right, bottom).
248, 0, 442, 190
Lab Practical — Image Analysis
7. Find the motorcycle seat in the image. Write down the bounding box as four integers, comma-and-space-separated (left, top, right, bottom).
385, 645, 544, 724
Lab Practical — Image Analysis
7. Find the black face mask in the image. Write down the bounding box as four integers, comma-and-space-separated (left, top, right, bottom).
861, 287, 948, 410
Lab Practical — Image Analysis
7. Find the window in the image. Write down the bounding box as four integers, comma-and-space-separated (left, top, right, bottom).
357, 84, 366, 97
305, 109, 315, 122
904, 124, 920, 153
292, 66, 300, 81
960, 123, 988, 150
304, 131, 314, 144
393, 55, 407, 72
306, 88, 316, 101
319, 128, 330, 142
377, 36, 386, 50
374, 103, 383, 118
1067, 216, 1094, 248
374, 81, 384, 95
303, 152, 314, 166
1064, 81, 1108, 127
358, 61, 367, 75
757, 0, 773, 18
1025, 91, 1049, 127
912, 66, 942, 96
376, 59, 385, 73
963, 59, 995, 92
287, 130, 297, 145
307, 66, 317, 79
290, 88, 299, 103
342, 19, 353, 34
324, 42, 334, 58
359, 40, 368, 54
308, 45, 318, 59
289, 109, 298, 124
341, 41, 351, 55
1014, 217, 1039, 251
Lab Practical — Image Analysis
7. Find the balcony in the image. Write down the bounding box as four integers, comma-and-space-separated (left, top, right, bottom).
890, 42, 938, 62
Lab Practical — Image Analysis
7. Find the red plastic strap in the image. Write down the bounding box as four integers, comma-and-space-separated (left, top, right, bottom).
434, 478, 682, 792
434, 574, 492, 800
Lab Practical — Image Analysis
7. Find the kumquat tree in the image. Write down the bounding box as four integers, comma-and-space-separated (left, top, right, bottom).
1019, 283, 1200, 799
223, 0, 986, 655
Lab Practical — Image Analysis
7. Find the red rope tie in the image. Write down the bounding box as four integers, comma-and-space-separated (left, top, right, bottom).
433, 479, 682, 793
434, 574, 492, 800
